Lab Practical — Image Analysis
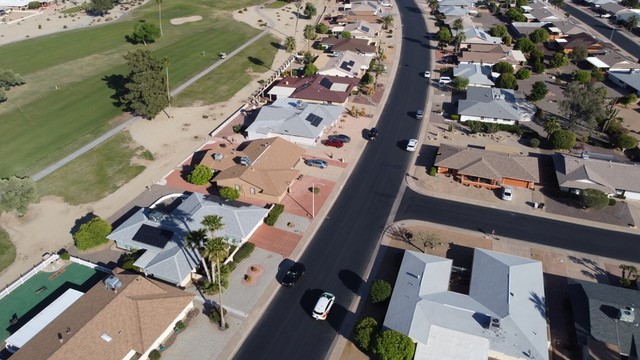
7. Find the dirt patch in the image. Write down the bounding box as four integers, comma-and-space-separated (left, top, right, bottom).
170, 16, 203, 25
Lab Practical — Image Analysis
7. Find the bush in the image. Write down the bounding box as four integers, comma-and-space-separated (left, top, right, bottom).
620, 93, 638, 107
353, 317, 378, 350
573, 70, 591, 84
208, 305, 229, 328
60, 252, 71, 261
530, 138, 540, 148
187, 164, 213, 185
609, 198, 617, 206
175, 320, 186, 331
450, 114, 459, 120
370, 279, 392, 303
73, 217, 112, 250
550, 130, 576, 150
580, 188, 609, 210
149, 350, 161, 360
232, 124, 245, 133
360, 72, 374, 85
372, 330, 415, 360
28, 1, 41, 8
219, 186, 240, 200
529, 81, 548, 101
221, 261, 237, 274
428, 167, 437, 176
615, 134, 639, 151
315, 23, 328, 34
515, 68, 531, 80
234, 242, 255, 263
122, 257, 140, 271
264, 204, 285, 226
493, 62, 514, 74
466, 120, 484, 134
484, 123, 499, 134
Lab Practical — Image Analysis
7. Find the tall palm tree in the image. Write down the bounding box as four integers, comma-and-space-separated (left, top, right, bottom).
452, 18, 464, 31
156, 0, 163, 37
381, 15, 393, 30
543, 117, 561, 139
285, 36, 297, 53
428, 0, 438, 13
201, 215, 224, 240
453, 33, 466, 53
184, 229, 212, 282
202, 237, 229, 330
627, 15, 640, 32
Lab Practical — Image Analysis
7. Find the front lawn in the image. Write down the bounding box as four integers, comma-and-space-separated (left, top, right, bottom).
0, 227, 16, 274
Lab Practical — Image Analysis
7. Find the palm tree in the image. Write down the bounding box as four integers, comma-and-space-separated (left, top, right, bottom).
294, 0, 302, 34
627, 15, 640, 32
543, 117, 561, 139
156, 0, 163, 37
303, 24, 316, 41
285, 36, 297, 53
428, 0, 438, 13
202, 215, 224, 240
453, 33, 466, 53
452, 18, 464, 31
381, 15, 393, 30
202, 237, 229, 330
184, 229, 212, 282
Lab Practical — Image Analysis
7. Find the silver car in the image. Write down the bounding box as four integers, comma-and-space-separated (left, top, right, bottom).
304, 159, 328, 169
501, 186, 513, 201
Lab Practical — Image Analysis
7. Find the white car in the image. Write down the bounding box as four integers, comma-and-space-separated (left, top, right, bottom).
406, 139, 418, 152
423, 71, 431, 78
439, 77, 452, 85
501, 186, 513, 201
312, 292, 335, 320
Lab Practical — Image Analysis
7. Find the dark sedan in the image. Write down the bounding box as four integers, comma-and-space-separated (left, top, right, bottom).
328, 134, 351, 143
323, 139, 345, 148
281, 262, 305, 287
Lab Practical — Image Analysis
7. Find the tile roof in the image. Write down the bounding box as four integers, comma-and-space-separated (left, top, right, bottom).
453, 26, 502, 45
342, 20, 381, 37
438, 0, 475, 6
458, 86, 522, 121
319, 37, 377, 55
317, 50, 370, 77
600, 1, 625, 13
438, 5, 470, 16
511, 21, 547, 36
558, 32, 601, 50
268, 75, 359, 104
10, 269, 195, 360
552, 153, 640, 193
435, 144, 540, 182
453, 63, 494, 86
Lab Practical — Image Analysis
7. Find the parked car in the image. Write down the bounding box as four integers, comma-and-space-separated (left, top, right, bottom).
328, 134, 351, 143
416, 109, 424, 120
281, 262, 305, 287
501, 186, 513, 201
323, 139, 344, 148
304, 159, 328, 169
422, 71, 431, 78
368, 127, 379, 140
312, 292, 335, 320
406, 139, 418, 152
439, 77, 452, 85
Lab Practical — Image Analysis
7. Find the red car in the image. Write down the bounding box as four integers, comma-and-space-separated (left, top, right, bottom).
323, 139, 344, 148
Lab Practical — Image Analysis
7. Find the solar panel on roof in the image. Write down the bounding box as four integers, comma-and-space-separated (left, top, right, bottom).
340, 60, 356, 71
362, 25, 370, 32
306, 113, 324, 127
132, 224, 173, 249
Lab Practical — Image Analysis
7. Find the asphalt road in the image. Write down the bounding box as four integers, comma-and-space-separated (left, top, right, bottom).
564, 2, 640, 59
232, 0, 431, 359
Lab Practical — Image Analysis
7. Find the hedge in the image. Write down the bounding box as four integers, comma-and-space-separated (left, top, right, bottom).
60, 252, 71, 261
73, 217, 112, 250
264, 204, 284, 226
234, 242, 255, 263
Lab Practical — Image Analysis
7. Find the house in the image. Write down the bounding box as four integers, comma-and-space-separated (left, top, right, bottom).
266, 75, 360, 105
331, 20, 381, 41
438, 0, 476, 6
318, 37, 377, 56
453, 26, 502, 47
212, 137, 306, 202
531, 7, 561, 22
511, 21, 548, 37
569, 279, 640, 359
555, 33, 603, 54
552, 152, 640, 200
434, 144, 540, 189
384, 249, 548, 360
347, 1, 382, 16
438, 5, 473, 17
616, 8, 640, 25
598, 1, 625, 16
585, 0, 618, 6
608, 69, 640, 94
316, 50, 370, 77
459, 44, 525, 67
107, 192, 269, 284
587, 51, 640, 71
549, 21, 582, 37
246, 99, 344, 145
7, 268, 195, 360
453, 63, 494, 87
458, 86, 528, 125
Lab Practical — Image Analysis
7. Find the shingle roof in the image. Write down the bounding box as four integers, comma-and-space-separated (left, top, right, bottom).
10, 269, 195, 360
342, 20, 381, 37
608, 69, 640, 92
317, 50, 370, 77
435, 144, 540, 182
318, 37, 377, 55
438, 5, 470, 16
269, 75, 359, 104
600, 1, 625, 13
458, 86, 522, 121
552, 153, 640, 193
453, 63, 494, 86
453, 27, 502, 44
559, 32, 600, 50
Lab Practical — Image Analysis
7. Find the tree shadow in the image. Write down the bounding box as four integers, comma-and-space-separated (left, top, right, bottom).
248, 56, 271, 71
271, 41, 285, 50
338, 269, 364, 294
528, 291, 547, 319
102, 74, 130, 109
70, 212, 99, 236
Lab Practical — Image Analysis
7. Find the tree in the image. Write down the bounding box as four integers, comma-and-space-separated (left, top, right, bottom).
90, 0, 113, 16
489, 24, 508, 38
302, 62, 318, 76
303, 24, 316, 41
201, 214, 224, 243
570, 45, 588, 62
452, 76, 469, 90
304, 2, 317, 19
413, 231, 439, 252
202, 236, 228, 288
591, 67, 605, 82
602, 98, 620, 132
529, 28, 550, 44
615, 134, 639, 151
122, 49, 170, 120
514, 37, 535, 53
515, 68, 531, 79
453, 32, 466, 52
550, 51, 569, 68
156, 0, 163, 36
0, 89, 6, 103
579, 188, 609, 210
302, 51, 314, 64
428, 0, 438, 12
381, 15, 393, 30
219, 186, 240, 200
353, 317, 378, 350
549, 0, 565, 6
372, 330, 416, 360
495, 73, 518, 89
184, 228, 213, 283
621, 0, 639, 7
543, 116, 562, 139
0, 69, 25, 89
626, 15, 640, 31
129, 20, 161, 45
284, 36, 296, 53
341, 31, 352, 39
559, 81, 607, 131
315, 23, 328, 34
502, 34, 513, 46
493, 62, 514, 74
529, 81, 548, 101
619, 264, 639, 287
506, 8, 527, 22
452, 18, 464, 31
73, 217, 112, 250
0, 176, 38, 216
620, 93, 638, 107
187, 164, 213, 185
436, 27, 453, 43
361, 72, 374, 85
550, 129, 577, 150
370, 279, 392, 303
573, 70, 591, 84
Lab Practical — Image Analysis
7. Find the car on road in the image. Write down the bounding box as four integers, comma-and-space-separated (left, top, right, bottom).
323, 139, 344, 148
501, 186, 513, 201
422, 71, 431, 78
367, 127, 379, 140
439, 77, 452, 85
281, 262, 305, 287
406, 139, 418, 152
328, 134, 351, 143
416, 109, 424, 120
304, 159, 328, 169
312, 292, 335, 320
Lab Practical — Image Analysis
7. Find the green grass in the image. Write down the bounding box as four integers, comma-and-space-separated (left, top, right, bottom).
0, 227, 16, 274
264, 1, 290, 8
61, 6, 86, 14
37, 131, 147, 205
174, 34, 279, 106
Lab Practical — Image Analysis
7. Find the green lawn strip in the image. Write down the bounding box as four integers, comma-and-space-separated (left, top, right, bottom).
0, 227, 16, 274
61, 6, 86, 14
173, 34, 279, 106
37, 131, 147, 205
264, 1, 289, 9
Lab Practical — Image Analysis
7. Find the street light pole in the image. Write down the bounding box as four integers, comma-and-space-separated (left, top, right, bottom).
312, 181, 315, 218
610, 27, 615, 41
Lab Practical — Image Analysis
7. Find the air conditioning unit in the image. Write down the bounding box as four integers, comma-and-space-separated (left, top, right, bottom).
619, 307, 635, 323
491, 317, 501, 329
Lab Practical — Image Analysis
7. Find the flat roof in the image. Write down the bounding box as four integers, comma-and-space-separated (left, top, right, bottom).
587, 57, 609, 68
5, 289, 84, 351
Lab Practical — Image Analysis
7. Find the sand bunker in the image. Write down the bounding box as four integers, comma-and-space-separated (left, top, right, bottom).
170, 16, 202, 25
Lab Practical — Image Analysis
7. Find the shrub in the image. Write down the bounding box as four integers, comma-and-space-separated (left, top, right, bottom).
28, 1, 41, 8
466, 120, 484, 134
60, 252, 71, 261
208, 305, 229, 328
149, 350, 161, 360
187, 164, 213, 185
264, 204, 285, 226
73, 217, 112, 250
580, 188, 609, 210
530, 138, 540, 148
372, 330, 415, 360
221, 261, 237, 274
175, 320, 186, 331
353, 317, 378, 350
428, 167, 437, 176
484, 123, 499, 134
515, 68, 531, 80
550, 130, 576, 150
234, 242, 255, 263
360, 72, 374, 85
122, 258, 140, 271
493, 62, 514, 74
450, 114, 459, 120
219, 186, 240, 200
370, 279, 392, 303
573, 70, 591, 84
609, 198, 617, 206
529, 81, 548, 101
615, 134, 639, 151
620, 93, 638, 107
315, 23, 328, 33
232, 124, 244, 133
